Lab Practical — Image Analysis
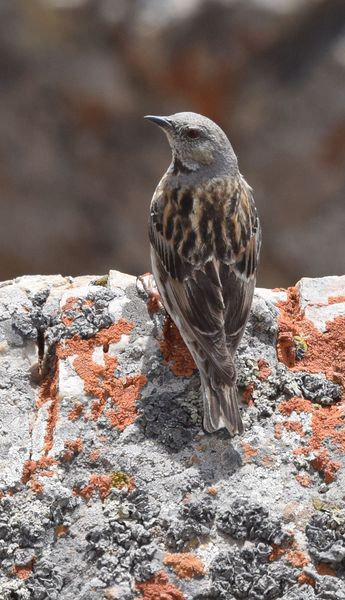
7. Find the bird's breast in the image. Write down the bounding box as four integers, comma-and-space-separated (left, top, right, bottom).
151, 175, 253, 266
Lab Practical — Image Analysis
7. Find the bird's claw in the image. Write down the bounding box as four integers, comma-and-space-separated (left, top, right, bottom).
136, 273, 163, 313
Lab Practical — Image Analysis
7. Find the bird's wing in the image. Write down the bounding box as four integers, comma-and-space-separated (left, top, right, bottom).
149, 175, 261, 384
221, 176, 261, 352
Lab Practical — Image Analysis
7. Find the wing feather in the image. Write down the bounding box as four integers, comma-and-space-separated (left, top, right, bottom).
149, 175, 261, 386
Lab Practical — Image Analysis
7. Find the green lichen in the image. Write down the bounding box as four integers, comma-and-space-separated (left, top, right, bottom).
111, 471, 132, 489
92, 275, 109, 287
293, 335, 308, 361
312, 497, 343, 513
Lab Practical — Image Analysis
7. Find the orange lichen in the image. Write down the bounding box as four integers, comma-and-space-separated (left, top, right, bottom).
298, 572, 315, 587
276, 287, 303, 366
60, 296, 82, 325
276, 286, 345, 482
274, 423, 283, 440
277, 287, 345, 386
207, 486, 218, 496
137, 571, 186, 600
12, 558, 36, 580
55, 525, 68, 538
164, 553, 205, 579
62, 438, 83, 462
277, 330, 296, 368
310, 450, 340, 484
286, 549, 308, 568
147, 293, 162, 315
242, 442, 258, 462
284, 420, 304, 435
295, 474, 312, 487
261, 455, 274, 467
242, 383, 255, 405
279, 396, 344, 482
105, 373, 147, 430
275, 420, 303, 440
89, 449, 101, 462
279, 397, 310, 416
269, 544, 287, 561
270, 539, 308, 569
23, 299, 147, 499
75, 473, 112, 501
38, 470, 55, 478
160, 316, 196, 377
257, 358, 271, 380
59, 320, 147, 430
22, 456, 58, 492
316, 562, 337, 576
28, 480, 44, 494
65, 438, 83, 452
68, 401, 84, 421
328, 295, 345, 305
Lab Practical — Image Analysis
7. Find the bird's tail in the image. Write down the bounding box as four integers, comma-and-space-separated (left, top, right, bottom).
201, 379, 243, 436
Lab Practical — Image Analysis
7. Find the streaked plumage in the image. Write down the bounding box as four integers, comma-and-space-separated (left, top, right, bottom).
145, 112, 261, 435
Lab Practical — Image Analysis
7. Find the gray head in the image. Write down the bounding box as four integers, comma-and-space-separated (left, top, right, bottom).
145, 111, 238, 178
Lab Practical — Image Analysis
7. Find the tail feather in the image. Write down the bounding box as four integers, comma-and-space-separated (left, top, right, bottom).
202, 382, 243, 436
209, 354, 236, 387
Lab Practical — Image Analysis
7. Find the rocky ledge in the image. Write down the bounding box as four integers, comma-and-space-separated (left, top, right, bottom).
0, 271, 345, 600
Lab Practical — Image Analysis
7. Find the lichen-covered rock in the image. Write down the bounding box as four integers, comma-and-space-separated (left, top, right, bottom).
0, 271, 345, 599
216, 498, 291, 545
208, 545, 296, 600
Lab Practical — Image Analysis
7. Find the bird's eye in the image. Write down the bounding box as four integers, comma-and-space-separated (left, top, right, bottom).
186, 128, 200, 139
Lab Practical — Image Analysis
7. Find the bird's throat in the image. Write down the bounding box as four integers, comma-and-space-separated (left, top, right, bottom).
172, 156, 195, 176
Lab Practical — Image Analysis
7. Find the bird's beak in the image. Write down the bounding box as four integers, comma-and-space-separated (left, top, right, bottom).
144, 115, 173, 130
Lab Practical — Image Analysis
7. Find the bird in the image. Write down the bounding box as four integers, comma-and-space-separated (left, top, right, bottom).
145, 112, 261, 436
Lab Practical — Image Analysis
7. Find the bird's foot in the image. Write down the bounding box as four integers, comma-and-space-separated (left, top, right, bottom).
136, 273, 163, 313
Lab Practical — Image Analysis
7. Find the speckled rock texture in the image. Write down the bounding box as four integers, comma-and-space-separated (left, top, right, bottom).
0, 271, 345, 599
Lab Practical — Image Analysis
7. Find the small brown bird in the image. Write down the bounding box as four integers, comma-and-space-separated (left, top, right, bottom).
145, 112, 261, 435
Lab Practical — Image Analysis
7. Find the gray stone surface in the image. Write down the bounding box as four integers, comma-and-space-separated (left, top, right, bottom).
297, 276, 345, 333
0, 271, 344, 599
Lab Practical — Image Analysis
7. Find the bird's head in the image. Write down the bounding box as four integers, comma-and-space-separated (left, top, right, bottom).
144, 111, 238, 177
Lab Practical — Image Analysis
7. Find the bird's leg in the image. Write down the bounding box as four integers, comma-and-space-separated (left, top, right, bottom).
136, 272, 163, 313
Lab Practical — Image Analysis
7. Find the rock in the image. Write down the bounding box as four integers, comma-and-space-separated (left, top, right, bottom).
297, 276, 345, 333
0, 270, 345, 599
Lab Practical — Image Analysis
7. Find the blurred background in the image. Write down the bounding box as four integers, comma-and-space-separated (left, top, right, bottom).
1, 0, 345, 288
